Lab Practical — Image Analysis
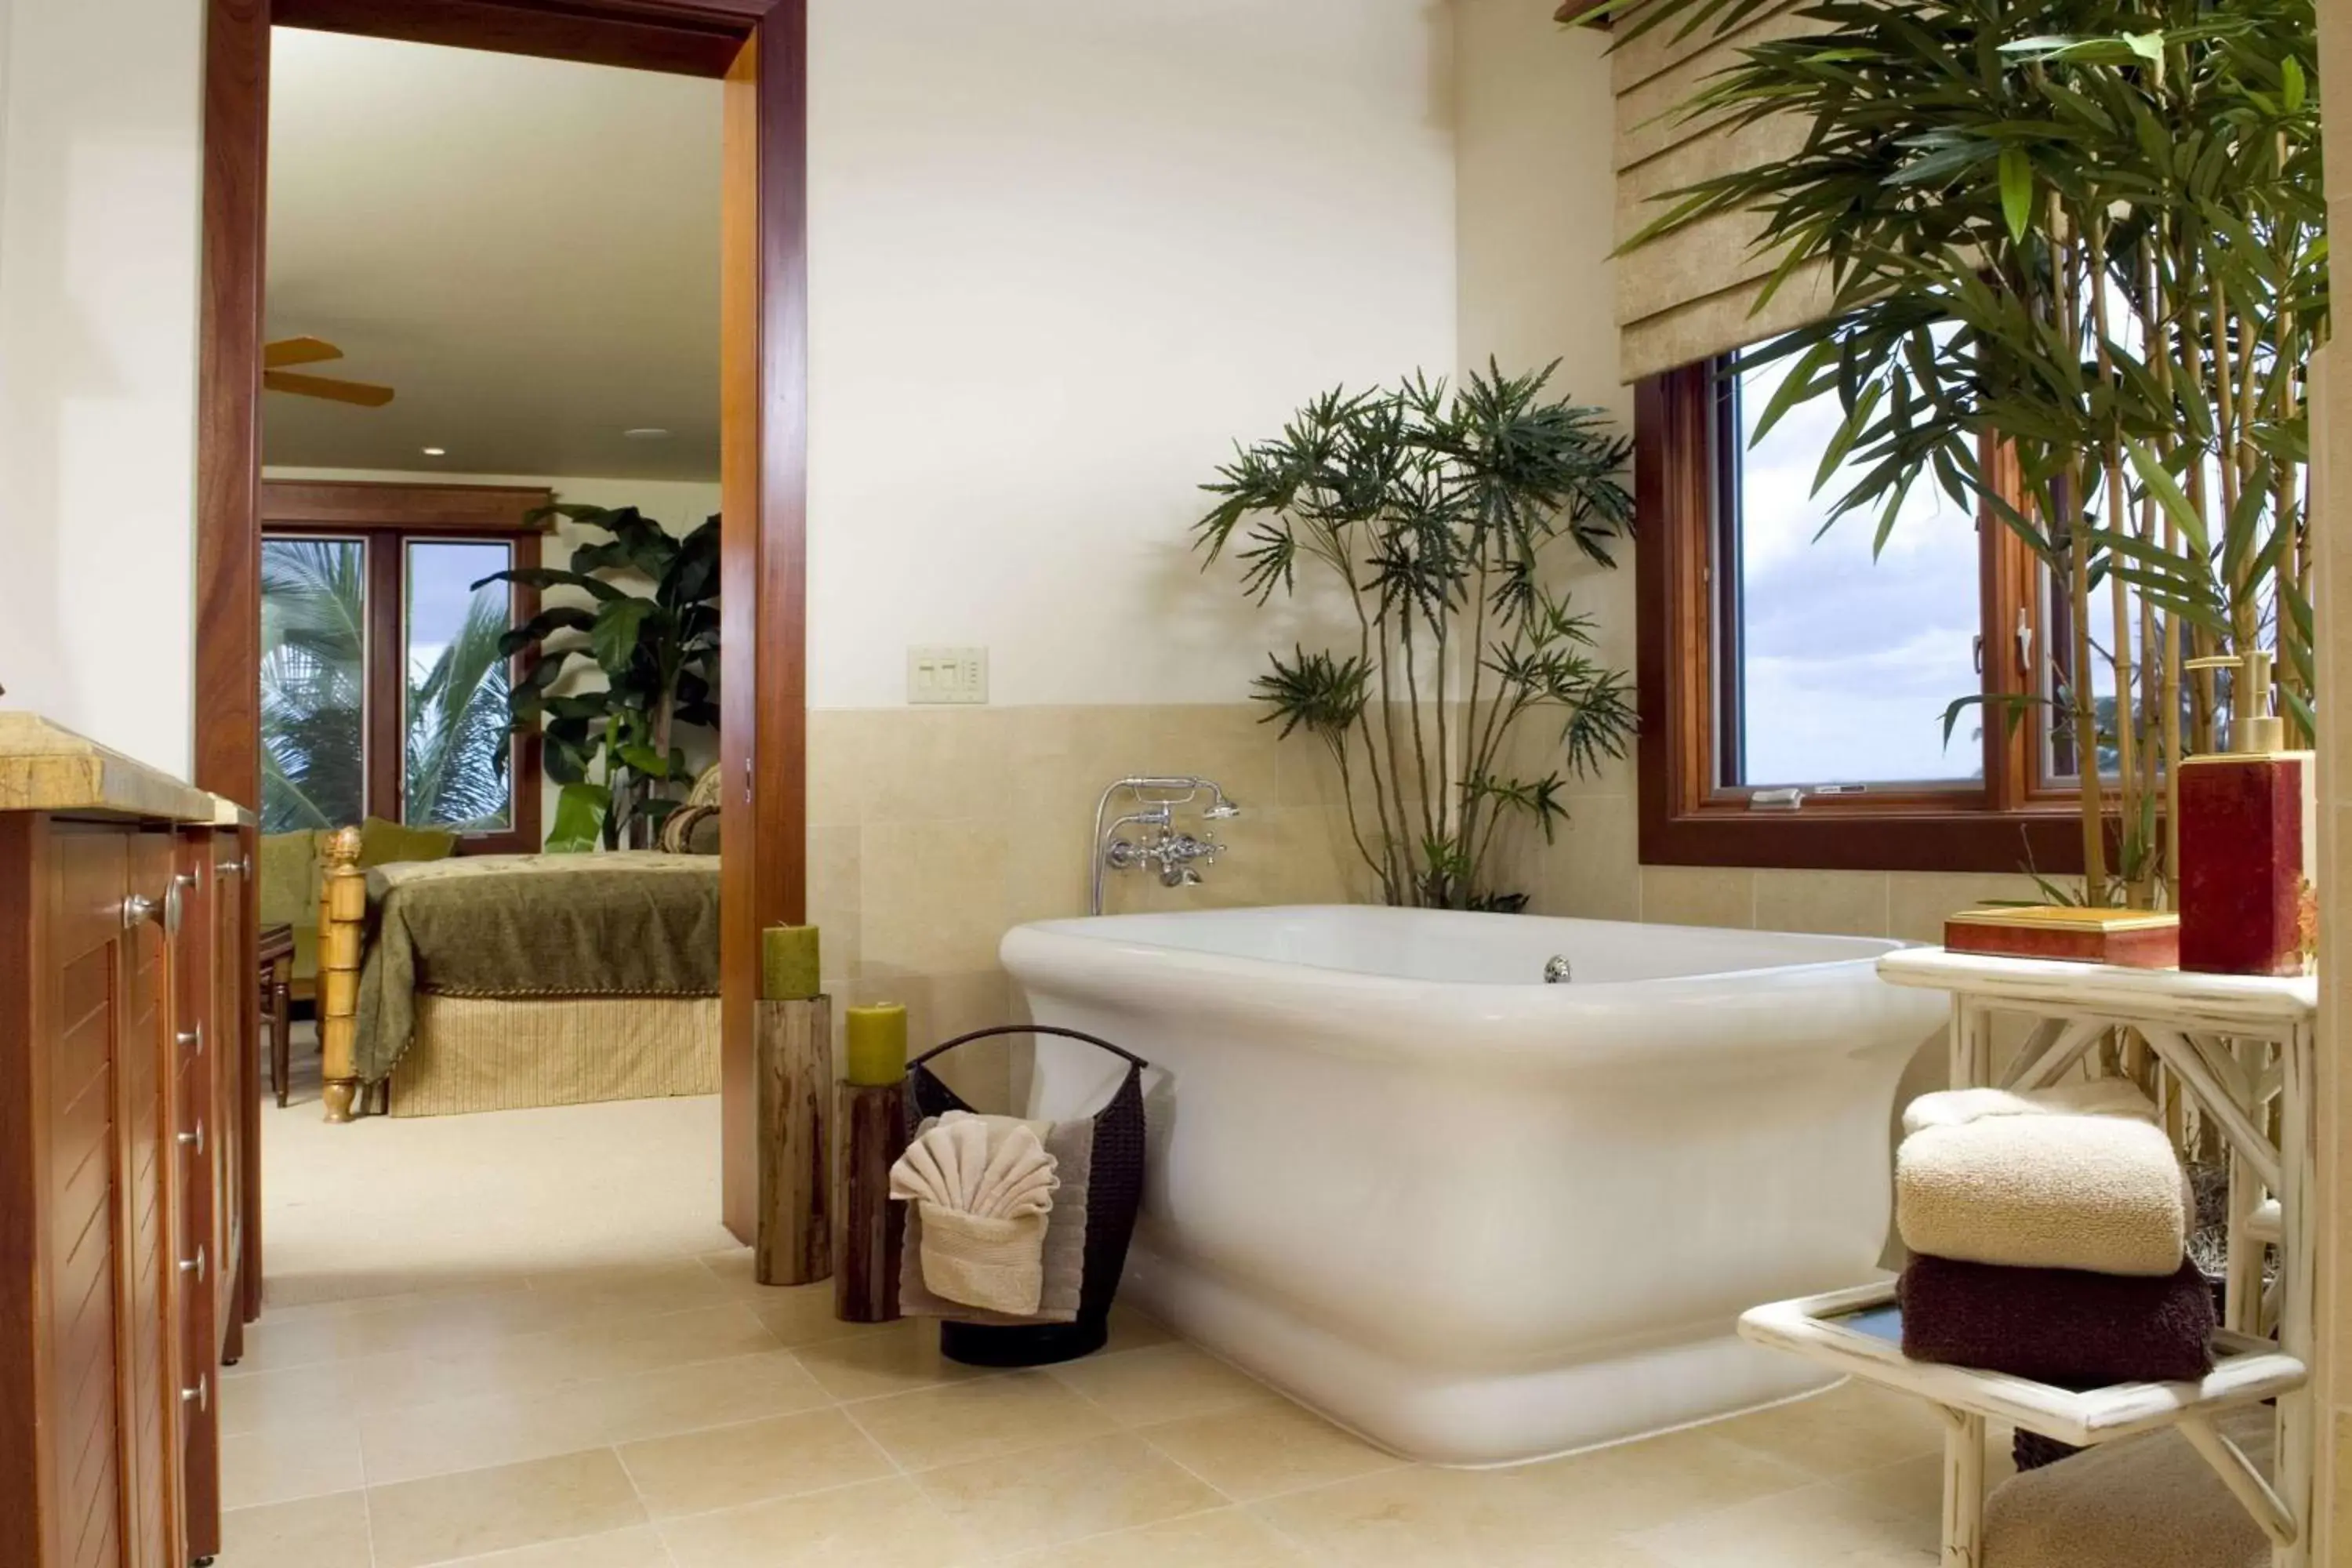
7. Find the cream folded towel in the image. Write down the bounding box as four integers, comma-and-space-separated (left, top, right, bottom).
1897, 1092, 2188, 1277
890, 1112, 1058, 1316
1904, 1079, 2158, 1136
1983, 1406, 2273, 1568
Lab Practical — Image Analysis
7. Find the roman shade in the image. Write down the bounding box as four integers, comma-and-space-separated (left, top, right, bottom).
1612, 3, 1838, 383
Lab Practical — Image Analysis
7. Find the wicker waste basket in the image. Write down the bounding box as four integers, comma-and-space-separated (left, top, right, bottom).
906, 1025, 1147, 1367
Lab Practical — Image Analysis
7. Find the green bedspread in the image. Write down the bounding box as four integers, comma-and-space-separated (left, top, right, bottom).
354, 853, 721, 1082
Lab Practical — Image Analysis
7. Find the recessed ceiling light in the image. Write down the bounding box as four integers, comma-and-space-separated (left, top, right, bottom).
623, 427, 672, 441
421, 446, 448, 457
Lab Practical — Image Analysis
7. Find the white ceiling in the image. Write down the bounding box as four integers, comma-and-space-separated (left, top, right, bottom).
264, 29, 722, 481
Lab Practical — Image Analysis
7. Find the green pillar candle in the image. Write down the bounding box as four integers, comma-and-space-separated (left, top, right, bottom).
844, 1003, 909, 1087
761, 925, 822, 1001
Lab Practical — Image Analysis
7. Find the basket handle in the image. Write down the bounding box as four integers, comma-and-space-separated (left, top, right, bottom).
911, 1024, 1149, 1072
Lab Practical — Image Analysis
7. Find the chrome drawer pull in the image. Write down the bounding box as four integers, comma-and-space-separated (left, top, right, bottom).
179, 1247, 207, 1284
181, 1376, 209, 1414
217, 854, 250, 880
177, 1121, 205, 1158
177, 1024, 205, 1057
121, 895, 158, 930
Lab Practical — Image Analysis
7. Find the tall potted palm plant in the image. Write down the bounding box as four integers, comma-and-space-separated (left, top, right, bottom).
1617, 0, 2325, 908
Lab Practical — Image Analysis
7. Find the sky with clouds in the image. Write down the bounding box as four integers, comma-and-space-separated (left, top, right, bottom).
1733, 354, 1984, 788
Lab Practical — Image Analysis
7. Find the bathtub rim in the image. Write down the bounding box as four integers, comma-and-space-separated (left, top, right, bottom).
1002, 906, 1942, 1077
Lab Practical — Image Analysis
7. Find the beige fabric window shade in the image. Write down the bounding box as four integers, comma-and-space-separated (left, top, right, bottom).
1613, 4, 1840, 383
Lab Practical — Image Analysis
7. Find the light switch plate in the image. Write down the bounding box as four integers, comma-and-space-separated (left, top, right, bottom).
907, 645, 989, 705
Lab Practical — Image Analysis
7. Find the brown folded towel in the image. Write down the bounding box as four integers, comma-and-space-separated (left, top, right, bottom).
1899, 1254, 2215, 1389
1897, 1109, 2190, 1276
1984, 1406, 2272, 1568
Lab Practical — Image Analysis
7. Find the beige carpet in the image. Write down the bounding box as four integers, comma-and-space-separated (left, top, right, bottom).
264, 1026, 738, 1308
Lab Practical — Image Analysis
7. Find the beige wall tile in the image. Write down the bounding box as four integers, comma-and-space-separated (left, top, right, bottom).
1532, 793, 1642, 922
1753, 870, 1889, 938
1145, 704, 1280, 811
862, 822, 1012, 976
1886, 873, 2043, 946
1006, 809, 1094, 926
833, 708, 1013, 826
1640, 866, 1755, 929
805, 710, 862, 829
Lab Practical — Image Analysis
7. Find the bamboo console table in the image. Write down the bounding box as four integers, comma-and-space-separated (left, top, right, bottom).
1737, 948, 2317, 1568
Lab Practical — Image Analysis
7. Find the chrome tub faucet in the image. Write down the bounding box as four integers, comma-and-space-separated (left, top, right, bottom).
1091, 776, 1240, 914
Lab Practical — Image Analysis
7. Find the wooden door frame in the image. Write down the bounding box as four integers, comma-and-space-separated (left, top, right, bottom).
193, 0, 806, 1240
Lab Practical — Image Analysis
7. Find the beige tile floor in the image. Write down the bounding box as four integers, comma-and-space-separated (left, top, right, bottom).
230, 1045, 1991, 1567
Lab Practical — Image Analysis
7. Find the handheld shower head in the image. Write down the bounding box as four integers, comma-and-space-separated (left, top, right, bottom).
1200, 783, 1241, 821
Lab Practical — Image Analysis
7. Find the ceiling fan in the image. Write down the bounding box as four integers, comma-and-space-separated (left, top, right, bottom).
263, 336, 395, 407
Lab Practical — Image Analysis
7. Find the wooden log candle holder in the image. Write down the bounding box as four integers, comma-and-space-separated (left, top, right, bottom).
754, 992, 833, 1287
834, 1079, 907, 1323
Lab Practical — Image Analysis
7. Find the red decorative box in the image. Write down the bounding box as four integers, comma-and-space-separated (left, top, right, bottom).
2178, 751, 2318, 978
1943, 906, 2180, 968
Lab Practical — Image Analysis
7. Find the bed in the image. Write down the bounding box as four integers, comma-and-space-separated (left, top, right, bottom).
312, 826, 721, 1120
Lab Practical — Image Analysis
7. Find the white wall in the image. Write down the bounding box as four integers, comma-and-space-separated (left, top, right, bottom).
0, 0, 1466, 767
805, 0, 1459, 710
0, 0, 204, 774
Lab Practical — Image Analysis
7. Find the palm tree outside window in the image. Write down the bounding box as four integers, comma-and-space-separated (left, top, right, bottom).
258, 484, 546, 850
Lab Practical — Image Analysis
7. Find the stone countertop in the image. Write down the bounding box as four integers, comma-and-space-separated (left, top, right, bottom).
0, 712, 229, 823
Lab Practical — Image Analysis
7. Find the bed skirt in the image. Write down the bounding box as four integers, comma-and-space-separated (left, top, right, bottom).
389, 994, 722, 1117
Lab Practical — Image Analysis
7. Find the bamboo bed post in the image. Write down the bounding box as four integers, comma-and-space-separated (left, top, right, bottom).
317, 826, 365, 1123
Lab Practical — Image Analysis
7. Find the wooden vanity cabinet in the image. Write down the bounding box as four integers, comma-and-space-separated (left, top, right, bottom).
0, 747, 260, 1568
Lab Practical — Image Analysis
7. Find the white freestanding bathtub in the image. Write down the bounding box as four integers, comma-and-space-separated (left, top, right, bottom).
1000, 905, 1944, 1466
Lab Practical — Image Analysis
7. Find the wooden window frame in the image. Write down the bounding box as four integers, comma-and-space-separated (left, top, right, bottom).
260, 480, 550, 853
1636, 361, 2100, 874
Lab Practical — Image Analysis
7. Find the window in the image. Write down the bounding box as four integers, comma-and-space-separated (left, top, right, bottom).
1637, 359, 2092, 874
259, 482, 549, 851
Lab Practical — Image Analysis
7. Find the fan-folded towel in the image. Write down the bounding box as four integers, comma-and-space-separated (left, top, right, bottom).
900, 1112, 1093, 1325
1898, 1254, 2215, 1388
1896, 1089, 2189, 1277
891, 1112, 1059, 1316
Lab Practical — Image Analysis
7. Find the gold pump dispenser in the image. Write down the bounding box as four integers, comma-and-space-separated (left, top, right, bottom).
2185, 648, 2285, 755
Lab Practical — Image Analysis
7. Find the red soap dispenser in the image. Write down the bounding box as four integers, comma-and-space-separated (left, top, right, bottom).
2176, 648, 2317, 977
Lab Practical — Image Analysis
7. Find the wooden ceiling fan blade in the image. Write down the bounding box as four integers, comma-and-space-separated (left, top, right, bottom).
264, 371, 396, 408
264, 336, 345, 369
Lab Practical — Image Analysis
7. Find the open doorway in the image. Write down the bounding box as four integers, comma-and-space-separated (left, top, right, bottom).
252, 27, 739, 1297
196, 0, 804, 1268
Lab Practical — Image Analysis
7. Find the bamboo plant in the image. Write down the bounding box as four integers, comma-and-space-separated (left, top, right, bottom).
1195, 363, 1637, 910
1616, 0, 2326, 909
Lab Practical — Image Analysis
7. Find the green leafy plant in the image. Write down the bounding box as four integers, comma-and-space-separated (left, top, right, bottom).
1196, 363, 1636, 910
477, 505, 720, 851
1614, 0, 2325, 909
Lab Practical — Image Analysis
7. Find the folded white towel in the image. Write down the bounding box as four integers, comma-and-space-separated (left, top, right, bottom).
1904, 1078, 2158, 1137
890, 1113, 1059, 1315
